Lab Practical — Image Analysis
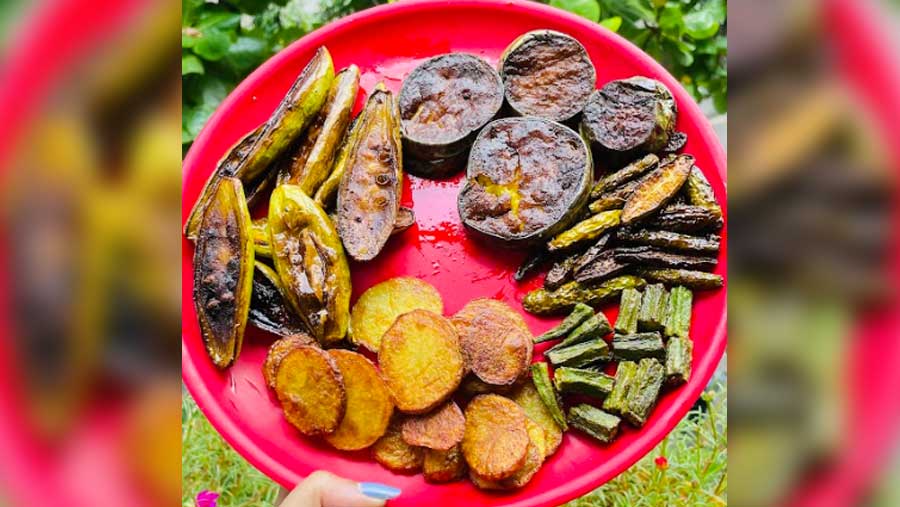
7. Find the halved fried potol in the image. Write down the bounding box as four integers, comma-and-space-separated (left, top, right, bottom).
372, 417, 425, 473
509, 382, 564, 459
379, 310, 464, 414
423, 445, 467, 483
400, 401, 465, 451
323, 350, 394, 450
349, 277, 443, 352
262, 334, 316, 389
462, 394, 529, 481
451, 299, 533, 386
274, 346, 345, 436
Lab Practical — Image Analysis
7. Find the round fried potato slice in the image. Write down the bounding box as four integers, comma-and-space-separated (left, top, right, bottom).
451, 299, 534, 386
423, 445, 467, 483
379, 310, 464, 414
461, 394, 529, 481
275, 346, 346, 436
372, 417, 425, 473
468, 417, 547, 490
401, 401, 465, 451
349, 277, 444, 352
262, 334, 316, 389
509, 381, 564, 458
323, 350, 394, 450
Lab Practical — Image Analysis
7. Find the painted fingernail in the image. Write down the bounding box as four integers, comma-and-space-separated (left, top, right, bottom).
358, 482, 401, 500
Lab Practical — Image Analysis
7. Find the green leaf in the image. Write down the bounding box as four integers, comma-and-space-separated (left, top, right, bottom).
197, 11, 241, 31
712, 88, 727, 114
658, 4, 684, 35
597, 0, 654, 25
683, 10, 720, 39
225, 36, 269, 73
182, 54, 205, 75
280, 0, 330, 33
600, 16, 623, 33
193, 27, 231, 61
550, 0, 601, 22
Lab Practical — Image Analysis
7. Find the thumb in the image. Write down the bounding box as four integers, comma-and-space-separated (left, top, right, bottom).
279, 471, 401, 507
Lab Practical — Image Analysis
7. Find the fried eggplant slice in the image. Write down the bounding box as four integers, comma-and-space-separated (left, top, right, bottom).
535, 302, 593, 343
499, 30, 596, 123
462, 394, 529, 481
638, 268, 724, 290
548, 210, 622, 252
349, 276, 443, 352
404, 151, 468, 179
544, 255, 577, 291
515, 248, 550, 282
379, 310, 464, 414
612, 332, 666, 362
665, 336, 693, 386
548, 313, 612, 351
554, 367, 615, 398
249, 261, 308, 337
509, 381, 564, 458
572, 249, 631, 286
459, 117, 592, 247
617, 228, 721, 254
451, 299, 534, 386
568, 404, 621, 443
193, 177, 254, 369
546, 339, 610, 368
268, 185, 351, 346
664, 286, 693, 339
622, 154, 694, 224
323, 350, 394, 450
424, 445, 467, 483
590, 154, 660, 198
648, 203, 723, 233
530, 362, 568, 430
262, 334, 315, 389
615, 287, 642, 335
571, 233, 613, 273
275, 345, 346, 435
336, 84, 403, 261
373, 417, 424, 473
684, 166, 723, 219
602, 358, 664, 427
638, 283, 668, 332
523, 275, 646, 315
401, 401, 465, 451
614, 246, 718, 271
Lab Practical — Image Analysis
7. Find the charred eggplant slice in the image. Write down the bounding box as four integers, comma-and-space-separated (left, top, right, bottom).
269, 184, 351, 346
500, 30, 596, 123
193, 177, 254, 368
336, 84, 403, 261
249, 261, 309, 337
458, 118, 592, 247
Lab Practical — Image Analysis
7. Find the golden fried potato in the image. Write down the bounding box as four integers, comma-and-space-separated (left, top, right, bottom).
401, 401, 465, 451
508, 381, 564, 458
323, 350, 394, 450
451, 299, 533, 386
372, 417, 425, 473
461, 394, 529, 481
379, 310, 464, 414
349, 277, 444, 352
275, 346, 345, 436
457, 375, 517, 397
262, 334, 316, 389
424, 445, 467, 483
468, 417, 547, 490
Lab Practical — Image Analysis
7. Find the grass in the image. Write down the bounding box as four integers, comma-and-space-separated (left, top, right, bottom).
182, 382, 726, 506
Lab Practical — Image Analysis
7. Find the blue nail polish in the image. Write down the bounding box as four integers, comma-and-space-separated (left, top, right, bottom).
359, 482, 401, 500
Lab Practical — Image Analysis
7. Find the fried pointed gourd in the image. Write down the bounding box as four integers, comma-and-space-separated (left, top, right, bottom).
523, 275, 646, 315
590, 154, 659, 198
622, 154, 694, 224
451, 298, 533, 386
548, 210, 622, 252
424, 445, 467, 483
193, 177, 254, 368
401, 401, 465, 451
373, 417, 425, 473
336, 84, 403, 261
249, 261, 309, 337
617, 228, 720, 254
262, 334, 315, 389
684, 166, 723, 219
274, 345, 346, 435
509, 381, 564, 458
462, 394, 530, 481
349, 277, 443, 352
268, 185, 351, 346
251, 217, 272, 257
648, 203, 724, 233
323, 350, 394, 450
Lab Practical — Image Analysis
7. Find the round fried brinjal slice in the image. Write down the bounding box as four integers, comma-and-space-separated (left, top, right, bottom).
581, 76, 677, 167
458, 118, 592, 248
499, 30, 596, 123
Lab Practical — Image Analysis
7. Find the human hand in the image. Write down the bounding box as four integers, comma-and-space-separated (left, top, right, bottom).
277, 471, 401, 507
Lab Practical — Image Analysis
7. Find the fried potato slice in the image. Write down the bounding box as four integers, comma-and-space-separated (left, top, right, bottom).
468, 417, 547, 490
349, 277, 443, 352
458, 375, 516, 397
451, 299, 534, 385
323, 350, 394, 450
274, 346, 345, 436
424, 445, 467, 483
263, 334, 316, 389
401, 401, 465, 451
379, 310, 464, 414
461, 394, 529, 481
372, 417, 424, 473
509, 381, 564, 458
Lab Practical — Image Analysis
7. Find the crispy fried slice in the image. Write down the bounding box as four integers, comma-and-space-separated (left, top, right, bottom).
468, 417, 546, 490
458, 375, 517, 397
274, 346, 345, 436
461, 394, 529, 481
349, 277, 443, 352
509, 382, 564, 458
323, 350, 394, 450
372, 417, 424, 473
423, 445, 467, 483
451, 299, 534, 386
401, 401, 465, 451
378, 310, 464, 414
263, 334, 316, 389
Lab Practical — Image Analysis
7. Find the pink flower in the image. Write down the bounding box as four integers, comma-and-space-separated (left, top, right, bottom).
654, 456, 669, 470
196, 490, 219, 507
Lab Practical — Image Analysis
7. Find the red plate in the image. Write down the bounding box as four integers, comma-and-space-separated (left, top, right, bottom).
181, 1, 727, 505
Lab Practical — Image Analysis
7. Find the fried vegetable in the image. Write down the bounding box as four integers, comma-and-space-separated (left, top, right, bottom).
544, 255, 577, 291
548, 210, 622, 252
451, 299, 533, 386
523, 275, 647, 315
622, 154, 694, 224
530, 362, 568, 430
251, 217, 272, 258
268, 185, 351, 346
664, 286, 693, 339
373, 417, 424, 473
553, 367, 615, 398
638, 268, 724, 290
581, 77, 677, 164
602, 359, 665, 427
568, 404, 621, 443
459, 117, 592, 247
515, 249, 550, 282
321, 350, 393, 450
617, 228, 720, 254
638, 284, 668, 331
648, 203, 723, 233
392, 206, 416, 235
401, 401, 465, 451
275, 346, 346, 435
546, 339, 610, 368
535, 302, 593, 343
612, 332, 666, 361
249, 261, 308, 337
262, 334, 315, 389
665, 336, 693, 386
193, 177, 254, 368
615, 288, 642, 335
424, 445, 467, 483
185, 49, 335, 239
588, 177, 642, 213
509, 381, 564, 458
470, 418, 545, 489
336, 84, 403, 261
614, 246, 718, 270
379, 310, 464, 413
458, 375, 516, 397
590, 154, 659, 198
499, 30, 596, 123
462, 394, 530, 481
662, 131, 687, 153
313, 116, 362, 209
349, 277, 443, 352
572, 250, 631, 286
548, 313, 612, 351
571, 233, 612, 272
685, 166, 723, 219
